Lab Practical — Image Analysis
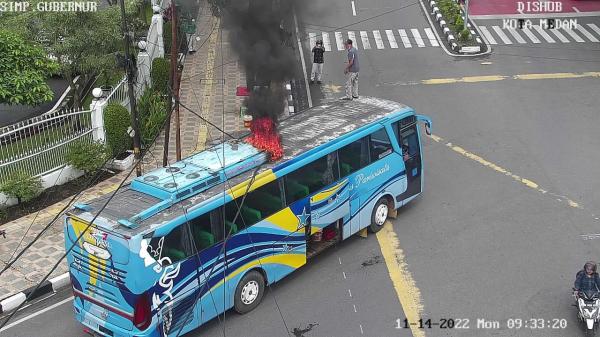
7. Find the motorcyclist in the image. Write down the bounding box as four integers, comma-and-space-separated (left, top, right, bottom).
574, 261, 600, 298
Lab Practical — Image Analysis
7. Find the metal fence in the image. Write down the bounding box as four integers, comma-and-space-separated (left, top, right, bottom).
0, 108, 94, 182
106, 77, 130, 109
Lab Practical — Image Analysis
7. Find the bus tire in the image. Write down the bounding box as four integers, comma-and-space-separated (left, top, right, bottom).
368, 198, 389, 233
234, 270, 265, 314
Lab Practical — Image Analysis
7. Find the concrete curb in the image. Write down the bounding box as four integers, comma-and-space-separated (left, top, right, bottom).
0, 272, 69, 314
285, 82, 295, 114
420, 0, 491, 56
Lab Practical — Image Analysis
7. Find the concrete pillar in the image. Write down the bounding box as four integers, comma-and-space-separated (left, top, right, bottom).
137, 44, 151, 98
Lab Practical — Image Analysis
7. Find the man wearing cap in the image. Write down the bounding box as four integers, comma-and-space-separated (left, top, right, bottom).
341, 39, 359, 100
310, 39, 325, 84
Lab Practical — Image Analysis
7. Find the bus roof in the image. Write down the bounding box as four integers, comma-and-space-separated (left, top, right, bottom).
69, 97, 410, 236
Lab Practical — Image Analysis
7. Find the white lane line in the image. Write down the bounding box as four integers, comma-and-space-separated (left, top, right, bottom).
353, 304, 357, 312
398, 29, 412, 48
564, 28, 585, 42
573, 6, 580, 12
479, 26, 498, 44
385, 29, 398, 48
293, 11, 312, 108
411, 28, 425, 47
373, 30, 385, 49
309, 32, 316, 48
348, 31, 358, 49
360, 324, 364, 334
348, 289, 353, 297
351, 0, 357, 16
343, 271, 347, 279
322, 32, 332, 51
335, 31, 344, 50
549, 28, 569, 43
521, 28, 541, 43
0, 296, 74, 332
576, 25, 599, 42
424, 27, 439, 46
492, 26, 513, 44
507, 28, 527, 43
588, 23, 600, 38
360, 31, 371, 49
533, 25, 556, 43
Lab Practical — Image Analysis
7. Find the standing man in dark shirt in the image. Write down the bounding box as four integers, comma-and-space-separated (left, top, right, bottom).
341, 39, 359, 100
311, 40, 325, 84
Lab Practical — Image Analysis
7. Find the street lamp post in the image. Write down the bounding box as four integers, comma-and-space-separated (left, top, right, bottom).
464, 0, 469, 31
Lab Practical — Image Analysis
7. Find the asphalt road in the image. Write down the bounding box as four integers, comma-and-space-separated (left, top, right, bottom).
2, 0, 600, 337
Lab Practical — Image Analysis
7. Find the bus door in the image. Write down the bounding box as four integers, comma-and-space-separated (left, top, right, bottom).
393, 116, 422, 202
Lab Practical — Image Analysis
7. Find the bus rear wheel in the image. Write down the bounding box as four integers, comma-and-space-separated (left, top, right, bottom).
369, 198, 389, 233
234, 270, 265, 314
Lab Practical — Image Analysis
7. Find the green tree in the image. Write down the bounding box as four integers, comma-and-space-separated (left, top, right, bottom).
0, 2, 124, 108
0, 30, 59, 106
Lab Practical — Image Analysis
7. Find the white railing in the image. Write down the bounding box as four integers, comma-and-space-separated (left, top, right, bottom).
106, 77, 130, 109
0, 108, 94, 182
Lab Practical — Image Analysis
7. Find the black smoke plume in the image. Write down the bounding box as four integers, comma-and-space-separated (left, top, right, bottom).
222, 0, 297, 120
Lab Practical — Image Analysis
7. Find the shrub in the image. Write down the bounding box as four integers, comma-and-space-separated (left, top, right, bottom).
0, 171, 42, 205
459, 28, 471, 42
104, 103, 132, 157
137, 89, 169, 146
151, 58, 171, 96
66, 140, 110, 175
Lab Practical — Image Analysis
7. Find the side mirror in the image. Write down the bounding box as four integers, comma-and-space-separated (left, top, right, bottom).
425, 122, 431, 136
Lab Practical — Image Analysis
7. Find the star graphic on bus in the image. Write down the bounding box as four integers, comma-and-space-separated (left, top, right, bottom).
296, 207, 310, 230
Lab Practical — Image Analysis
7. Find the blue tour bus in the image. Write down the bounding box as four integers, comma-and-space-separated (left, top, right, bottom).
64, 97, 431, 337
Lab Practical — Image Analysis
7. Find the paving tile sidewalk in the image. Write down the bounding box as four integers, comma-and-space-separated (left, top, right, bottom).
0, 2, 246, 300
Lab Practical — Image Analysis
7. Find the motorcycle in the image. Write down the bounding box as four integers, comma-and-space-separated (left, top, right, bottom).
574, 288, 600, 336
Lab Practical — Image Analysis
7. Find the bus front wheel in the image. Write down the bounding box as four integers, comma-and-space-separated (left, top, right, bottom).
234, 270, 265, 314
369, 198, 389, 233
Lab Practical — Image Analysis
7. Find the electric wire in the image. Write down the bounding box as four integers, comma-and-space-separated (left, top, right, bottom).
0, 102, 178, 331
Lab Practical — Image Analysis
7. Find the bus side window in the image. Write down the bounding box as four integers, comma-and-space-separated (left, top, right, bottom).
338, 137, 369, 177
146, 225, 192, 266
246, 179, 284, 219
285, 153, 340, 203
188, 212, 218, 252
369, 128, 393, 161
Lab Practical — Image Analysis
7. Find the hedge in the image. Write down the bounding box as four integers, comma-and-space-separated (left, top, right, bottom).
104, 103, 132, 157
151, 57, 170, 96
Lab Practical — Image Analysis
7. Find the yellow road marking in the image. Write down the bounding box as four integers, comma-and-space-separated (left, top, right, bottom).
376, 222, 425, 337
428, 134, 583, 210
390, 71, 600, 86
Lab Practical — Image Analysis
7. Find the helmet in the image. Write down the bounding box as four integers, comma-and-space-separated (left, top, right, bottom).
585, 261, 597, 274
316, 39, 323, 45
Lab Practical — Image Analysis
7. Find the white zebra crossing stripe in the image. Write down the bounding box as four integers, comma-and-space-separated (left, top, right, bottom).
576, 25, 599, 42
348, 31, 358, 49
521, 28, 541, 43
588, 24, 600, 37
549, 29, 569, 43
424, 28, 439, 46
373, 30, 385, 49
385, 30, 399, 48
360, 31, 371, 49
398, 29, 412, 48
506, 28, 527, 43
533, 25, 556, 43
309, 33, 316, 49
492, 26, 512, 44
563, 28, 585, 42
335, 32, 344, 50
322, 32, 332, 51
479, 26, 497, 44
411, 29, 425, 47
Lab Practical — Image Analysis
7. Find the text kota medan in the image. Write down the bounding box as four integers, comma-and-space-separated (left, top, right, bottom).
502, 18, 578, 30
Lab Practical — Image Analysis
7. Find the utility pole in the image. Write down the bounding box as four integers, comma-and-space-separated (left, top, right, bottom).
119, 0, 143, 177
464, 0, 469, 31
170, 0, 182, 161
